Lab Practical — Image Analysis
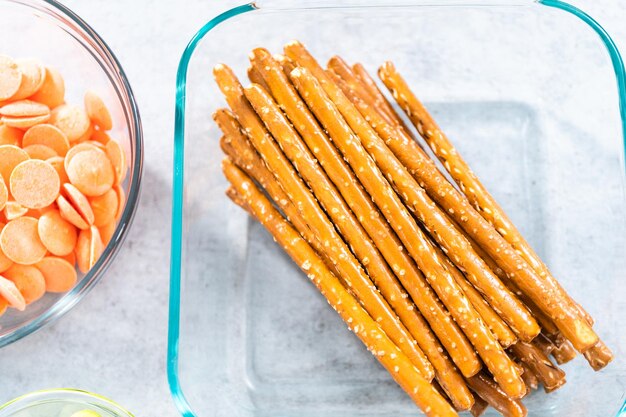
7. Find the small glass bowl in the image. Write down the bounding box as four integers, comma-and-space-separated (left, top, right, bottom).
0, 0, 143, 347
0, 389, 134, 417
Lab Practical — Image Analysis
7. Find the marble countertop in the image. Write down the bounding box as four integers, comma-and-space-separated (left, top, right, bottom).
0, 0, 624, 416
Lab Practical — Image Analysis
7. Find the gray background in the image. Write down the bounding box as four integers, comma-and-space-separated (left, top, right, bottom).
0, 0, 625, 416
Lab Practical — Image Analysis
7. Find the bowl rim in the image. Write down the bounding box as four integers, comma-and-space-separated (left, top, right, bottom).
0, 0, 144, 348
167, 1, 626, 416
0, 388, 135, 417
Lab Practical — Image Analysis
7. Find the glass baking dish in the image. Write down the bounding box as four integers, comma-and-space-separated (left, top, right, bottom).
168, 1, 626, 416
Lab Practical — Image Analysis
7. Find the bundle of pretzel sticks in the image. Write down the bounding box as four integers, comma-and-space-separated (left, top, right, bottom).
212, 41, 613, 417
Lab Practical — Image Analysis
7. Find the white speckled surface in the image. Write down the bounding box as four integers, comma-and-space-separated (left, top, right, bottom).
0, 1, 624, 416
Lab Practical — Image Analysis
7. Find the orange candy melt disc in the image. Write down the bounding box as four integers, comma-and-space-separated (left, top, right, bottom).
11, 59, 45, 100
0, 144, 29, 185
76, 226, 104, 274
30, 66, 65, 108
35, 257, 77, 293
3, 264, 46, 304
0, 55, 22, 101
22, 123, 70, 156
10, 159, 61, 209
38, 209, 78, 256
66, 148, 114, 197
84, 91, 113, 130
89, 188, 118, 227
49, 104, 90, 142
0, 275, 26, 311
0, 181, 7, 212
0, 216, 47, 265
56, 195, 89, 230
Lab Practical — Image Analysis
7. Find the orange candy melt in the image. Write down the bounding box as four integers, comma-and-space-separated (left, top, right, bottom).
0, 55, 22, 101
3, 264, 46, 305
22, 124, 70, 156
49, 104, 90, 142
0, 217, 47, 265
84, 91, 112, 130
35, 257, 77, 293
0, 275, 26, 311
38, 209, 77, 256
76, 226, 104, 274
89, 188, 118, 227
66, 148, 114, 197
0, 181, 7, 211
30, 66, 65, 108
0, 54, 129, 315
0, 144, 29, 185
10, 159, 61, 209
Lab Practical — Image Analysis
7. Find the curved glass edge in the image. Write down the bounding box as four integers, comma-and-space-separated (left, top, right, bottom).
167, 2, 626, 416
539, 0, 626, 177
0, 388, 135, 417
167, 4, 256, 416
0, 0, 144, 348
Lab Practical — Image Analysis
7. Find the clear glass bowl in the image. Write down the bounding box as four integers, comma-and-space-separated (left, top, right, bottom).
168, 1, 626, 416
0, 0, 143, 347
0, 389, 134, 417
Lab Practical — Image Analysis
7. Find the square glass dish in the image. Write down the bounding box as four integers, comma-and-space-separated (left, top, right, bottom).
168, 1, 626, 416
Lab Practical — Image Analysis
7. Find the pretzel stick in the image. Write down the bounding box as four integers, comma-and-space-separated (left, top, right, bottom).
274, 53, 296, 76
328, 56, 397, 127
248, 48, 480, 386
247, 66, 270, 91
244, 82, 436, 381
510, 341, 566, 393
288, 64, 526, 400
470, 396, 489, 417
214, 63, 434, 379
532, 333, 557, 357
331, 69, 518, 347
416, 225, 516, 348
550, 339, 577, 365
225, 186, 247, 210
519, 363, 539, 392
583, 341, 613, 370
467, 373, 528, 417
377, 62, 595, 329
330, 61, 541, 344
353, 62, 413, 134
222, 160, 457, 417
285, 42, 539, 345
378, 62, 600, 353
214, 109, 338, 278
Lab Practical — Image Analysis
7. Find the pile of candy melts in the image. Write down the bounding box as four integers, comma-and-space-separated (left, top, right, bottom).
0, 54, 128, 316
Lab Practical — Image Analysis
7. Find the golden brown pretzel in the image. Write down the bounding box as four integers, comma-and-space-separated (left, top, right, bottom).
213, 63, 433, 379
214, 109, 339, 277
510, 341, 566, 393
243, 82, 437, 381
330, 63, 546, 347
332, 70, 519, 347
353, 61, 413, 133
247, 47, 480, 385
467, 374, 528, 417
582, 341, 613, 370
519, 363, 539, 392
222, 160, 457, 417
285, 42, 538, 344
246, 66, 270, 91
470, 396, 489, 417
328, 56, 397, 127
288, 63, 525, 400
378, 61, 600, 353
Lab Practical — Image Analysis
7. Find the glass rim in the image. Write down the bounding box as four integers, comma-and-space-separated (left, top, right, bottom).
0, 388, 134, 417
0, 0, 144, 348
